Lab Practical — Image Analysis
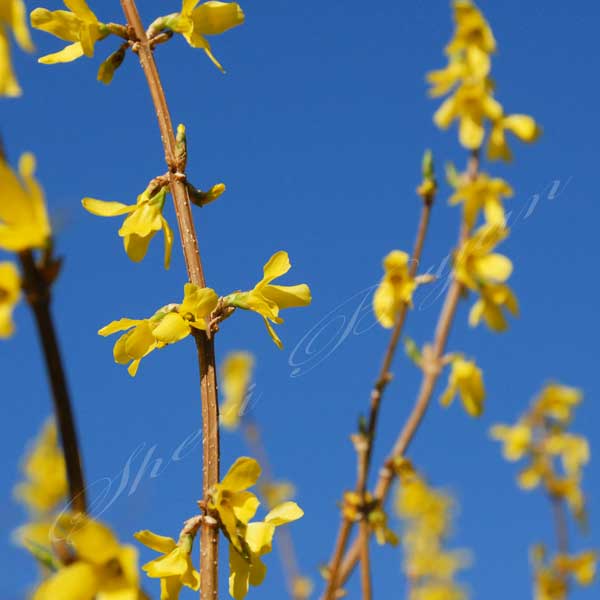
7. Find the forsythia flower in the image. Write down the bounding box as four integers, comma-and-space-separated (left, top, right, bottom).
533, 383, 582, 424
229, 502, 303, 600
99, 283, 218, 376
489, 422, 532, 461
468, 281, 518, 332
13, 418, 67, 514
31, 0, 108, 64
373, 250, 417, 328
0, 0, 33, 96
82, 187, 174, 269
0, 152, 51, 251
440, 355, 485, 417
488, 114, 541, 161
27, 514, 141, 599
135, 529, 200, 599
396, 466, 470, 600
449, 173, 513, 229
342, 491, 398, 546
224, 251, 311, 349
0, 261, 20, 338
165, 0, 245, 71
220, 351, 254, 429
208, 456, 261, 550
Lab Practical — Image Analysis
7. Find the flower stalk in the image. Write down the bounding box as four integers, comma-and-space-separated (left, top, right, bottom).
118, 1, 220, 597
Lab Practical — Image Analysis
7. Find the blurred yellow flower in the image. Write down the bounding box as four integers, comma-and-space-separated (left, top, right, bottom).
440, 355, 485, 417
135, 529, 200, 599
554, 551, 597, 587
0, 152, 51, 251
209, 456, 261, 551
14, 418, 67, 514
373, 250, 417, 328
489, 422, 531, 461
220, 351, 254, 430
449, 173, 513, 229
31, 0, 107, 64
0, 261, 20, 338
229, 501, 303, 600
533, 383, 582, 424
468, 282, 519, 332
82, 187, 174, 269
225, 250, 311, 349
0, 0, 33, 96
30, 514, 141, 599
488, 114, 541, 161
260, 480, 295, 510
99, 284, 218, 376
166, 0, 245, 71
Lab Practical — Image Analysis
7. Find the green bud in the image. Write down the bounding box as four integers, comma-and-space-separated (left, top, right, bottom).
404, 337, 422, 366
176, 124, 187, 170
97, 44, 127, 85
422, 149, 435, 181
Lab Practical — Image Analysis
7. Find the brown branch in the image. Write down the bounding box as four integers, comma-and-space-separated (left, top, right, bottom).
118, 2, 219, 598
322, 194, 434, 600
18, 250, 87, 514
359, 520, 372, 600
331, 152, 479, 591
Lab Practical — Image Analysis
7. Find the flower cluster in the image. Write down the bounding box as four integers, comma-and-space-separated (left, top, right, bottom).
342, 490, 398, 547
491, 383, 596, 599
0, 0, 33, 96
395, 460, 471, 600
428, 0, 540, 157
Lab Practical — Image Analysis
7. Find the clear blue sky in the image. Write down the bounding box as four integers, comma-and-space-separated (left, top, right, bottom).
2, 1, 599, 598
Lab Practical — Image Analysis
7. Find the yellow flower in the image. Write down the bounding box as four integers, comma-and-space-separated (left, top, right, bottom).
225, 251, 311, 349
30, 0, 108, 64
82, 187, 174, 269
229, 502, 303, 600
545, 432, 590, 477
99, 283, 218, 376
488, 114, 541, 161
434, 81, 502, 149
13, 418, 67, 514
533, 566, 567, 600
440, 355, 485, 417
0, 0, 33, 96
220, 351, 254, 430
449, 173, 513, 229
209, 456, 261, 550
0, 152, 51, 251
135, 530, 200, 599
490, 422, 532, 461
555, 551, 597, 587
292, 576, 314, 600
373, 250, 417, 328
166, 0, 245, 71
454, 224, 512, 291
468, 282, 519, 331
30, 514, 141, 600
533, 383, 582, 424
0, 261, 20, 338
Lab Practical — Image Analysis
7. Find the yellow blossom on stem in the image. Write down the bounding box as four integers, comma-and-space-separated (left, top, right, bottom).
164, 0, 245, 72
533, 383, 582, 424
209, 456, 261, 551
489, 422, 532, 461
220, 351, 254, 430
82, 186, 174, 269
135, 529, 200, 599
0, 261, 20, 338
27, 514, 141, 599
449, 173, 513, 229
13, 418, 67, 514
0, 0, 33, 96
373, 250, 417, 328
0, 152, 51, 252
554, 551, 597, 586
99, 283, 218, 376
228, 501, 303, 600
488, 114, 541, 161
30, 0, 109, 64
468, 282, 519, 331
440, 355, 485, 417
224, 250, 311, 349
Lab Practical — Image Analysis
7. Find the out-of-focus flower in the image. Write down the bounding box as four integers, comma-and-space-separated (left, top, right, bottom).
488, 114, 541, 161
220, 351, 254, 429
224, 251, 311, 349
468, 282, 519, 332
0, 0, 33, 95
489, 422, 532, 461
440, 355, 485, 417
0, 261, 20, 338
13, 418, 67, 514
0, 152, 51, 251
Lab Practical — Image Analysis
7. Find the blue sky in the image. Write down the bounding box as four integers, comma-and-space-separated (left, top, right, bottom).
2, 0, 599, 598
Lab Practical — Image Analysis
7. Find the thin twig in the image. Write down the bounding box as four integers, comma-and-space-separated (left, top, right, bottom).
118, 2, 220, 597
359, 520, 372, 600
322, 194, 434, 600
331, 152, 479, 590
18, 250, 87, 514
551, 494, 569, 555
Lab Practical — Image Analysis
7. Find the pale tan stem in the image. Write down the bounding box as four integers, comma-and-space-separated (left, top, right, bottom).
118, 2, 219, 597
359, 520, 372, 600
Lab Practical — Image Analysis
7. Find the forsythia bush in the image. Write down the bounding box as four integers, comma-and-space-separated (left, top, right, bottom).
1, 1, 595, 600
